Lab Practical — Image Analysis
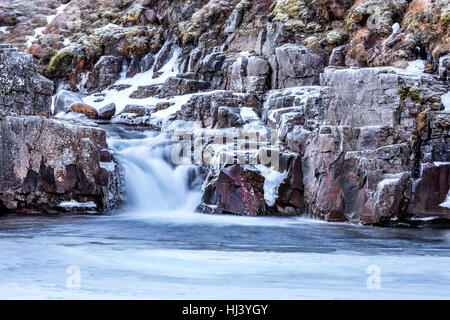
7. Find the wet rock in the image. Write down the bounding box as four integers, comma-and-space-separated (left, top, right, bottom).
176, 91, 262, 128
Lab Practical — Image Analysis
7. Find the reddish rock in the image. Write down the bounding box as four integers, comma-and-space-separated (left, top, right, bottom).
215, 164, 266, 216
408, 164, 450, 218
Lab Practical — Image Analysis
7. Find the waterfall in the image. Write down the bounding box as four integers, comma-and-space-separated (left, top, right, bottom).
106, 127, 203, 218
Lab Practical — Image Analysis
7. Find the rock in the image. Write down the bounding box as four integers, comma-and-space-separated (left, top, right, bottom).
0, 46, 53, 116
212, 107, 244, 129
261, 22, 290, 58
0, 116, 122, 213
68, 104, 99, 120
112, 104, 156, 126
212, 164, 266, 216
85, 55, 124, 93
140, 52, 155, 73
273, 44, 327, 89
329, 45, 348, 67
408, 163, 450, 219
320, 67, 447, 128
158, 76, 209, 98
228, 55, 270, 93
98, 103, 116, 120
144, 9, 157, 23
439, 56, 450, 81
175, 91, 262, 128
126, 54, 141, 78
129, 84, 162, 99
53, 90, 98, 119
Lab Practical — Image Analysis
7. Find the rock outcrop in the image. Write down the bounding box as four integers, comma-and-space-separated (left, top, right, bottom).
0, 46, 122, 214
0, 116, 122, 213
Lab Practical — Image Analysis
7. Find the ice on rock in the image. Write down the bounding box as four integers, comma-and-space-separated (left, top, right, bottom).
59, 200, 97, 208
441, 91, 450, 112
439, 190, 450, 209
256, 165, 288, 207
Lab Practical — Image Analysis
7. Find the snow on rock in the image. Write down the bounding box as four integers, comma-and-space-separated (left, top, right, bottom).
240, 107, 259, 122
441, 91, 450, 112
59, 200, 97, 208
26, 3, 70, 47
83, 45, 183, 115
255, 164, 288, 207
404, 59, 426, 75
392, 23, 400, 34
439, 190, 450, 209
0, 26, 10, 34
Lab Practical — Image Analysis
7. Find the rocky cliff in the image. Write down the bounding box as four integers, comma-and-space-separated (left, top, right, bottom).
0, 0, 448, 225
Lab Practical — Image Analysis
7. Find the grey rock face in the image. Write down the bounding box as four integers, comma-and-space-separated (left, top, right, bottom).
320, 67, 447, 128
0, 116, 122, 213
261, 22, 290, 58
300, 67, 449, 224
272, 44, 327, 89
0, 45, 53, 116
229, 55, 270, 93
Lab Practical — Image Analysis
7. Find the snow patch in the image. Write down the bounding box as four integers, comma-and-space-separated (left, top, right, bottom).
26, 3, 69, 47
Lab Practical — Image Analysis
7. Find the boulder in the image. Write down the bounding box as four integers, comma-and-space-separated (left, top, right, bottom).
213, 164, 266, 216
98, 103, 116, 120
0, 116, 122, 213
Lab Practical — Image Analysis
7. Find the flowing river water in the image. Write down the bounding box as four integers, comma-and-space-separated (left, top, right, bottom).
1, 125, 450, 299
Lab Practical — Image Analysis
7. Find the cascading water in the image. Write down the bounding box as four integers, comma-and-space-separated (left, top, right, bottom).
105, 125, 203, 219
